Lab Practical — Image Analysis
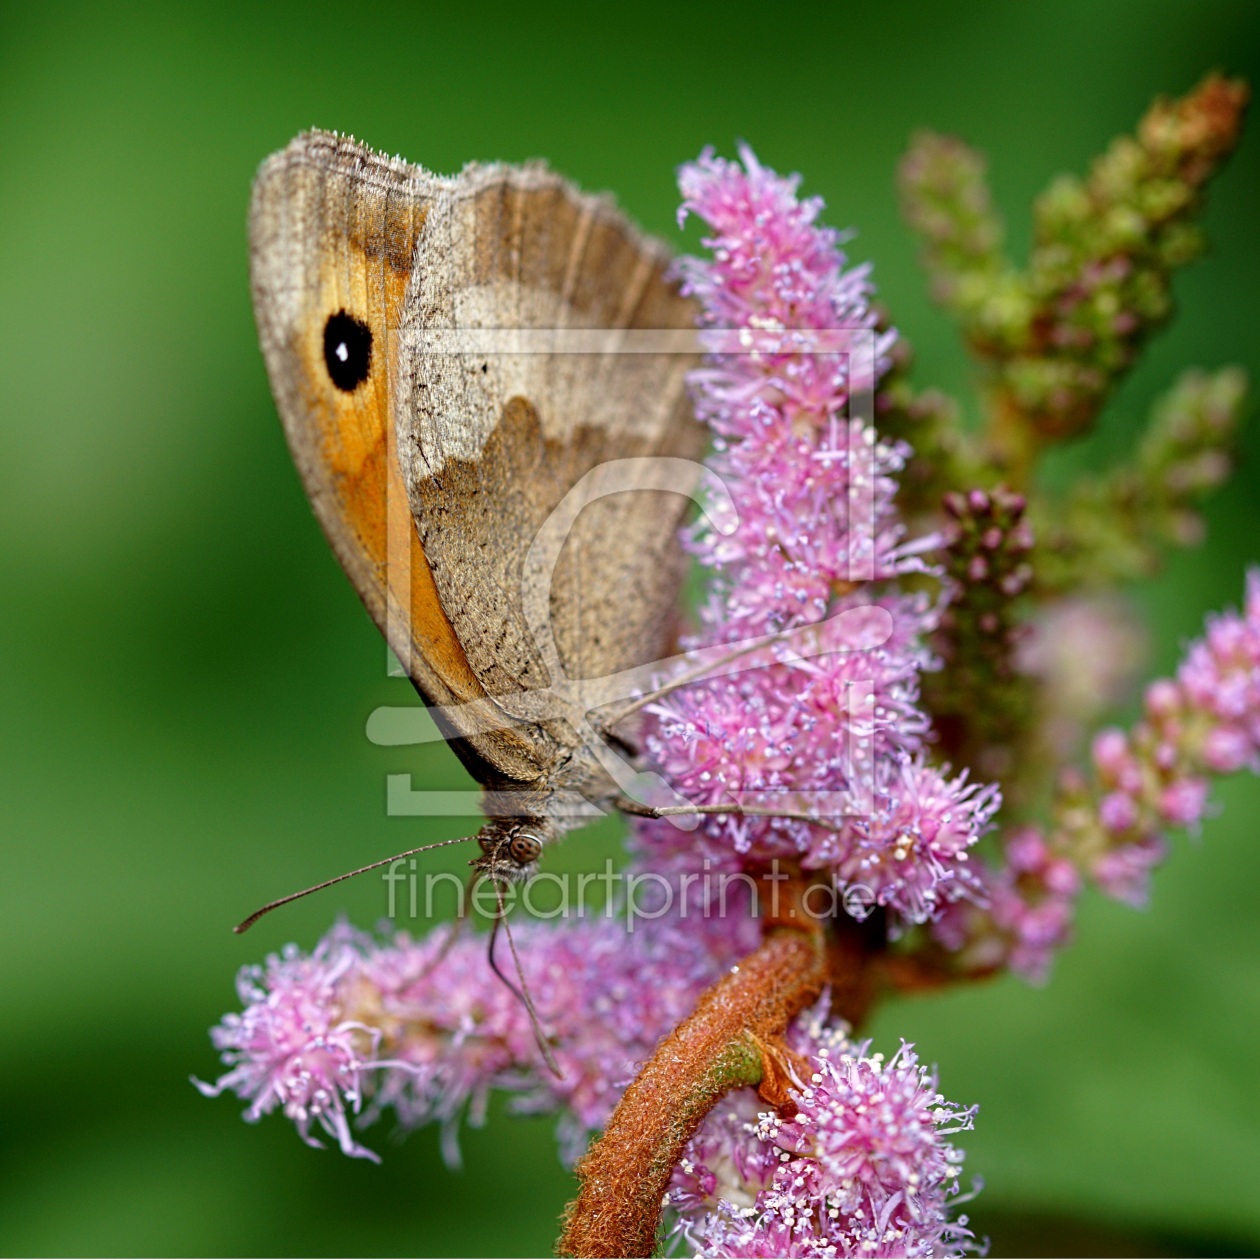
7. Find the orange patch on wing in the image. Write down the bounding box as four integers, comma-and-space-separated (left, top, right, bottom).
304, 222, 487, 706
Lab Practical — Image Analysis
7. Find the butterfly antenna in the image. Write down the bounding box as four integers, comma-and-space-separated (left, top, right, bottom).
234, 835, 474, 934
486, 879, 562, 1079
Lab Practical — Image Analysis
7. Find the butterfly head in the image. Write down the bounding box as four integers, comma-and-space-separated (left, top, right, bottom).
472, 818, 551, 885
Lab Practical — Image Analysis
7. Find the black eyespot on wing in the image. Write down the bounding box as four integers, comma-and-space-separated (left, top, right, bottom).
323, 311, 372, 392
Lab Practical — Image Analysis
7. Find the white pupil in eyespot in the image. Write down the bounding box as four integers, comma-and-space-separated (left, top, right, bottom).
335, 343, 349, 362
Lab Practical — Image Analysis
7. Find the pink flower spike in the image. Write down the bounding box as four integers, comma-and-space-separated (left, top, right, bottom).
650, 145, 1000, 935
200, 899, 758, 1167
1080, 569, 1260, 908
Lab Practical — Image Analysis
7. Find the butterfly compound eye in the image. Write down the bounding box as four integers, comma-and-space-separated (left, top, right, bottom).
323, 310, 372, 392
509, 833, 543, 866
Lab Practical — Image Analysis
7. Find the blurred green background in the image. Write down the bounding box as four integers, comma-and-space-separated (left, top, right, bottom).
2, 0, 1258, 1254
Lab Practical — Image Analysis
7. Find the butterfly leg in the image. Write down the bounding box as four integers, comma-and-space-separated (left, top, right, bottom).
591, 604, 891, 736
614, 796, 845, 833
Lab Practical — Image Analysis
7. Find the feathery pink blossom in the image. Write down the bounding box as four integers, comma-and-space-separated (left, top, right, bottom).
668, 1004, 978, 1257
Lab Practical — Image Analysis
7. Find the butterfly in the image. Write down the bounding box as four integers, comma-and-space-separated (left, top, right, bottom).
241, 131, 889, 941
240, 129, 718, 926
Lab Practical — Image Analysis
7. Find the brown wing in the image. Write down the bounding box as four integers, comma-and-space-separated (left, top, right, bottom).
392, 164, 705, 716
248, 131, 547, 783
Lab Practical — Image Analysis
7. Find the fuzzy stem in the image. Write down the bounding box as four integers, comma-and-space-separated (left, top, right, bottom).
557, 917, 826, 1258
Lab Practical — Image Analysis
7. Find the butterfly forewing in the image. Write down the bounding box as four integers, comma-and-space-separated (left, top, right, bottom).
250, 130, 704, 802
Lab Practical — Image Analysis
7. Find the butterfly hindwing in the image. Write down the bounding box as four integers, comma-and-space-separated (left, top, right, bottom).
393, 164, 705, 717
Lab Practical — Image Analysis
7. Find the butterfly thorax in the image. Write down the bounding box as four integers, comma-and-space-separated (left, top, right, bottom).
472, 726, 629, 881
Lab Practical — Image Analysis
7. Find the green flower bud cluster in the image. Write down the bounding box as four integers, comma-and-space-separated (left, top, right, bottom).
899, 74, 1248, 452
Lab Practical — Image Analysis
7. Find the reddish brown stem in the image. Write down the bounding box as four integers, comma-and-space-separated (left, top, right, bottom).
557, 920, 825, 1258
